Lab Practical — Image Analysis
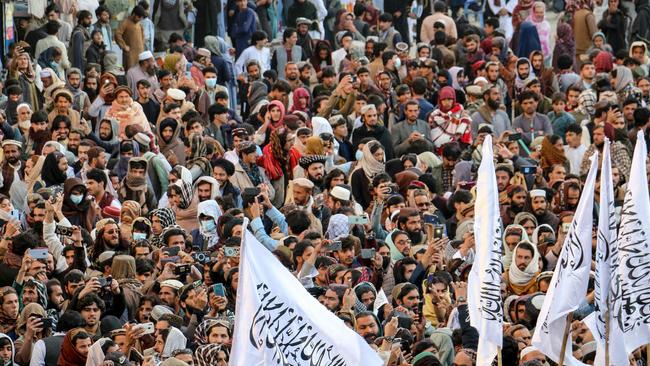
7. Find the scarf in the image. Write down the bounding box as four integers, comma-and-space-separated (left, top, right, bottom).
240, 159, 263, 187
540, 137, 567, 169
0, 301, 17, 336
195, 344, 228, 366
61, 178, 96, 231
186, 134, 212, 178
58, 329, 88, 366
514, 58, 536, 94
508, 240, 540, 287
502, 224, 529, 269
357, 141, 385, 179
41, 152, 67, 187
149, 208, 177, 247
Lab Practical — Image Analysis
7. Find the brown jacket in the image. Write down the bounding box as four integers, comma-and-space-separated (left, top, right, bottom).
573, 9, 597, 57
115, 16, 145, 70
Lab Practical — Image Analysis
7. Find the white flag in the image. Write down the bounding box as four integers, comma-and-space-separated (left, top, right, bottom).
532, 151, 598, 366
230, 219, 384, 366
610, 131, 650, 355
468, 135, 503, 366
584, 139, 628, 366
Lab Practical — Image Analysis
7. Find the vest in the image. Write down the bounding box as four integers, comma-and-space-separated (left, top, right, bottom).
380, 28, 399, 51
274, 45, 303, 78
69, 25, 92, 66
43, 335, 65, 366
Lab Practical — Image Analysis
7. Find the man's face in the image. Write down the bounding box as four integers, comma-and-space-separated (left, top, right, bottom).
527, 83, 541, 95
49, 284, 64, 309
511, 192, 527, 210
404, 104, 419, 121
521, 98, 537, 114
581, 64, 595, 80
22, 285, 39, 305
3, 145, 20, 165
531, 196, 547, 215
323, 289, 340, 311
1, 293, 19, 319
593, 127, 605, 146
81, 302, 101, 326
68, 133, 81, 152
487, 65, 499, 82
632, 46, 646, 63
306, 163, 325, 182
285, 64, 299, 80
137, 84, 151, 100
398, 289, 420, 309
169, 107, 182, 121
159, 287, 177, 307
567, 90, 580, 107
212, 166, 229, 186
531, 55, 543, 70
363, 110, 378, 127
160, 75, 173, 89
134, 246, 150, 260
638, 78, 650, 96
623, 103, 637, 122
378, 74, 391, 90
68, 73, 81, 88
355, 315, 379, 343
505, 233, 522, 250
75, 338, 92, 357
495, 171, 510, 191
517, 62, 530, 79
0, 343, 11, 363
197, 182, 212, 201
287, 32, 298, 46
167, 234, 186, 251
393, 233, 411, 256
405, 215, 422, 233
102, 223, 120, 247
54, 122, 70, 140
17, 107, 32, 122
336, 247, 354, 266
414, 195, 432, 214
292, 185, 311, 206
515, 247, 533, 270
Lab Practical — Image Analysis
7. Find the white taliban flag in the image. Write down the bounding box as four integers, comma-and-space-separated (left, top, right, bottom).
468, 135, 503, 366
230, 219, 384, 366
532, 151, 598, 366
609, 131, 650, 356
583, 139, 627, 366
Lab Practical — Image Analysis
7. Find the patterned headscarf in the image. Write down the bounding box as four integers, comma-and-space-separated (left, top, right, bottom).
195, 344, 229, 366
149, 208, 176, 247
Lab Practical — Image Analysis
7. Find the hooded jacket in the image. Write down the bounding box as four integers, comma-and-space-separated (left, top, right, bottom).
631, 0, 650, 44
192, 199, 223, 250
0, 333, 15, 366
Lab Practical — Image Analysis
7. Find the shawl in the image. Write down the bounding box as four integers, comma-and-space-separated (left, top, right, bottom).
290, 88, 311, 113
508, 240, 540, 287
326, 213, 349, 239
86, 338, 111, 366
16, 303, 46, 337
565, 0, 593, 12
157, 118, 185, 162
357, 140, 385, 179
540, 137, 567, 169
0, 298, 17, 336
594, 51, 613, 73
614, 66, 634, 93
514, 57, 536, 93
57, 328, 88, 366
502, 224, 530, 269
516, 22, 542, 59
448, 66, 464, 90
512, 0, 535, 28
120, 158, 149, 207
248, 81, 269, 113
186, 133, 212, 178
149, 207, 177, 247
106, 99, 152, 139
525, 2, 551, 56
195, 344, 228, 366
161, 327, 187, 359
41, 152, 67, 187
197, 200, 222, 248
240, 159, 263, 187
267, 100, 286, 130
61, 178, 97, 231
120, 200, 142, 224
26, 156, 45, 194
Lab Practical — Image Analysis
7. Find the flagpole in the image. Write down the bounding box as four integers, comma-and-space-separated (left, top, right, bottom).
558, 313, 574, 366
497, 347, 502, 366
605, 308, 610, 366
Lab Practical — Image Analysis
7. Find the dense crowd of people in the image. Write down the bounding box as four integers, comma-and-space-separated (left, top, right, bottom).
0, 0, 649, 364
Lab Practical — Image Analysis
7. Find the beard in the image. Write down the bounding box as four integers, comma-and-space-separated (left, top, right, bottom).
487, 98, 500, 110
406, 230, 424, 245
146, 66, 157, 76
511, 202, 524, 214
595, 140, 604, 149
382, 256, 390, 270
308, 175, 323, 189
362, 332, 378, 344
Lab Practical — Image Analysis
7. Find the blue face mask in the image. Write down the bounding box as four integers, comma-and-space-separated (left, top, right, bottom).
51, 61, 59, 69
70, 194, 83, 205
133, 232, 147, 241
205, 78, 217, 89
355, 150, 364, 161
201, 220, 216, 232
394, 57, 401, 69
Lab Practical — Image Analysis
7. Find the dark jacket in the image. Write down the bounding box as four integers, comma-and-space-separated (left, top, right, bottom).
351, 124, 395, 160
598, 9, 628, 54
631, 0, 650, 43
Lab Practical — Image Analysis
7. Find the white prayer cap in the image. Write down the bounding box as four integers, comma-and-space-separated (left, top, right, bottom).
529, 189, 546, 198
293, 178, 314, 189
360, 104, 376, 115
520, 346, 540, 358
167, 88, 186, 101
138, 50, 154, 61
1, 140, 22, 148
330, 186, 351, 201
160, 279, 184, 290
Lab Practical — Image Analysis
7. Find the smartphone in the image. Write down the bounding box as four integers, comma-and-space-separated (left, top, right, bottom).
161, 256, 180, 265
365, 236, 377, 249
348, 215, 369, 225
224, 246, 240, 257
28, 248, 49, 260
163, 246, 181, 256
423, 213, 437, 225
508, 133, 522, 141
325, 241, 342, 252
55, 225, 73, 237
256, 195, 264, 204
174, 264, 191, 276
361, 248, 376, 259
129, 349, 144, 364
351, 75, 357, 83
97, 277, 111, 288
191, 251, 212, 264
41, 317, 52, 330
521, 166, 536, 175
562, 222, 571, 233
213, 283, 226, 297
135, 322, 155, 335
433, 224, 445, 239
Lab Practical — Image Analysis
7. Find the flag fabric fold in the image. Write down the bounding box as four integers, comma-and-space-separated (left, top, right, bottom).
531, 151, 598, 366
583, 139, 627, 366
468, 135, 503, 366
230, 218, 384, 366
609, 131, 650, 356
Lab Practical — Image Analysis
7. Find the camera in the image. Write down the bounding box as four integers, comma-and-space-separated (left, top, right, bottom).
55, 225, 73, 237
192, 251, 212, 264
174, 264, 191, 276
